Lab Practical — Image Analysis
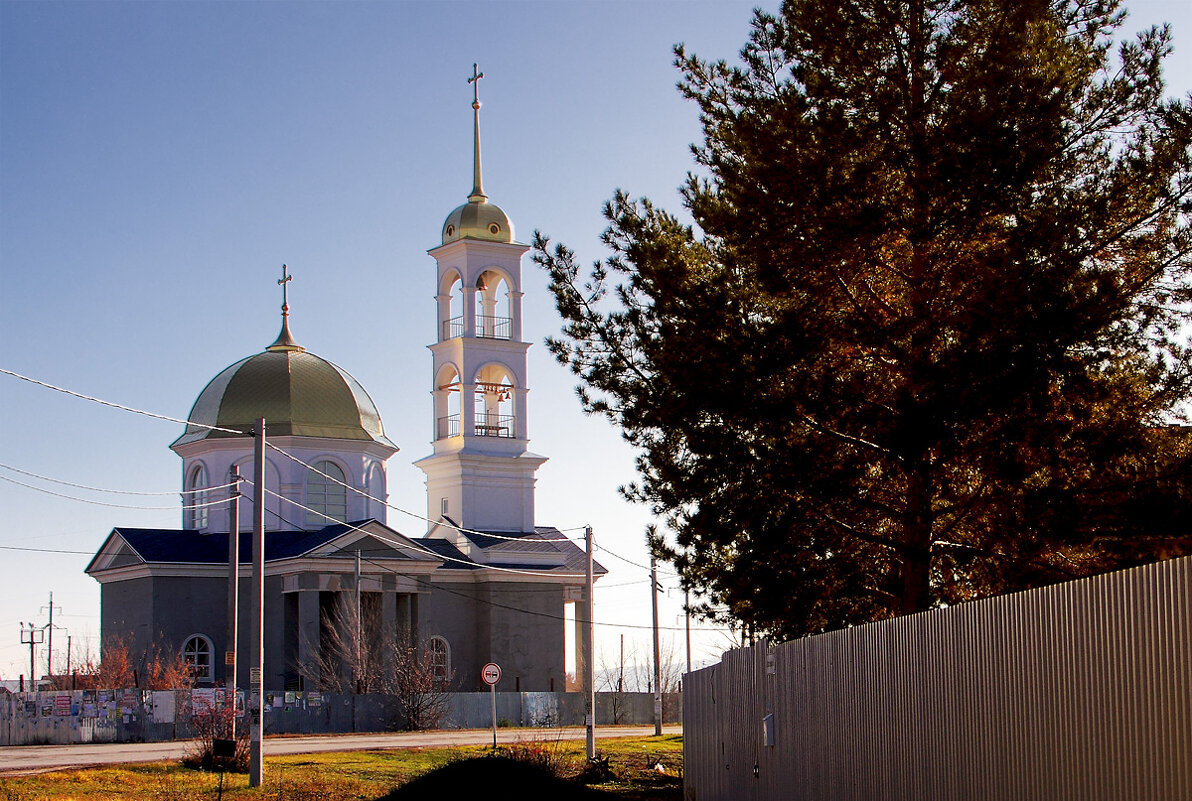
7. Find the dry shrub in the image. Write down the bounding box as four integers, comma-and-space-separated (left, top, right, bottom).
497, 731, 576, 778
182, 695, 248, 772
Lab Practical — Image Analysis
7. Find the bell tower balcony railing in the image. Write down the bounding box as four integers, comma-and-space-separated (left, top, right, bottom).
473, 412, 515, 438
435, 413, 516, 439
441, 315, 512, 341
437, 414, 461, 439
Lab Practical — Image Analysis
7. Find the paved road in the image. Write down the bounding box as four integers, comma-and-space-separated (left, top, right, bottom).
0, 724, 682, 774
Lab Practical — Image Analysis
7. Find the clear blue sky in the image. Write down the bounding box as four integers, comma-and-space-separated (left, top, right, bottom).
1, 0, 1189, 682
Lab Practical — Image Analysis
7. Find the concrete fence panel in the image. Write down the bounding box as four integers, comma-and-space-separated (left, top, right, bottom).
0, 689, 681, 745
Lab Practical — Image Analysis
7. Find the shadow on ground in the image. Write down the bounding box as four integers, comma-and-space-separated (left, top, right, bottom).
378, 756, 615, 800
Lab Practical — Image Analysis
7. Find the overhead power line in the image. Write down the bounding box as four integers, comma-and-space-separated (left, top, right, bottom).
258, 483, 589, 580
0, 368, 239, 434
259, 493, 724, 633
1, 368, 685, 584
0, 461, 237, 496
0, 474, 232, 510
267, 443, 581, 544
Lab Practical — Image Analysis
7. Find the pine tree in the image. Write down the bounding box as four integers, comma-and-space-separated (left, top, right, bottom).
535, 0, 1192, 639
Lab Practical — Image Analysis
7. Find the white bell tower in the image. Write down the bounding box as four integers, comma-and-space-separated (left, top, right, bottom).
416, 65, 546, 536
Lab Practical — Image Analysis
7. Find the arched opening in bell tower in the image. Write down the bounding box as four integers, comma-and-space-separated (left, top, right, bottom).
439, 270, 465, 341
434, 363, 463, 439
474, 269, 511, 340
473, 363, 515, 438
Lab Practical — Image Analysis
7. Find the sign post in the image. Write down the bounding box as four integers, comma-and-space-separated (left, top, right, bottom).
481, 662, 501, 748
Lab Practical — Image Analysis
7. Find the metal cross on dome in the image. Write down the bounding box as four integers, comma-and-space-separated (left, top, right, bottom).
278, 264, 292, 309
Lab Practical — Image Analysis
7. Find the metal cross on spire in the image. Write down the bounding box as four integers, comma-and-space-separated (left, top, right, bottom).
278, 264, 292, 311
267, 263, 302, 352
468, 63, 487, 202
468, 63, 484, 108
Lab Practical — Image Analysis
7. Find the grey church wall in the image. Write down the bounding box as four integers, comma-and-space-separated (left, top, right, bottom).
475, 582, 565, 692
102, 573, 287, 689
417, 580, 566, 692
417, 581, 481, 689
152, 575, 229, 666
100, 578, 154, 659
101, 572, 567, 694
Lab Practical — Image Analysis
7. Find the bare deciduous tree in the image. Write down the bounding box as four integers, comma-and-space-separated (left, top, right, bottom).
57, 633, 195, 690
296, 594, 454, 730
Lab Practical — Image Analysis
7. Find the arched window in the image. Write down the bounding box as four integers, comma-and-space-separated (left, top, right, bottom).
183, 634, 213, 681
367, 462, 385, 519
186, 464, 209, 530
428, 636, 451, 684
307, 460, 348, 525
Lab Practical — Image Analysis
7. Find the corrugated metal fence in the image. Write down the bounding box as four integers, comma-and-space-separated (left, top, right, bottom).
684, 556, 1190, 801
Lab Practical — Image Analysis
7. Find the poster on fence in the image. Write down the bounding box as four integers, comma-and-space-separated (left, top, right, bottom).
150, 691, 175, 724
54, 695, 71, 716
191, 687, 215, 712
120, 689, 138, 714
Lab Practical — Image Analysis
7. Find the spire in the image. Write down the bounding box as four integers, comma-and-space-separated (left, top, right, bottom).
268, 263, 304, 352
468, 63, 486, 203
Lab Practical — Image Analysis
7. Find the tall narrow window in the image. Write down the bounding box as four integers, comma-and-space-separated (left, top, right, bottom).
187, 464, 209, 530
307, 460, 347, 525
183, 634, 213, 681
429, 636, 451, 684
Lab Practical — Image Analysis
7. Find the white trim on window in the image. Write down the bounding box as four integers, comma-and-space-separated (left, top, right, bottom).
182, 633, 214, 682
428, 635, 450, 683
186, 463, 209, 530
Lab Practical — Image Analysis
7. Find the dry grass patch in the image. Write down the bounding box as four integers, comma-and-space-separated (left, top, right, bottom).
0, 735, 683, 800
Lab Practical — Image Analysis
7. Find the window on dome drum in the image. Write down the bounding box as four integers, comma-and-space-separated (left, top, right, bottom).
183, 635, 213, 681
187, 464, 209, 529
429, 636, 450, 684
307, 461, 348, 525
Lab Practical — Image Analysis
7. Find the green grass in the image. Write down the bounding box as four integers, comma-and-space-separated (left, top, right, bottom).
0, 735, 683, 800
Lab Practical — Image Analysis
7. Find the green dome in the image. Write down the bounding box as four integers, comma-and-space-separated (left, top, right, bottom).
172, 346, 396, 449
442, 198, 514, 245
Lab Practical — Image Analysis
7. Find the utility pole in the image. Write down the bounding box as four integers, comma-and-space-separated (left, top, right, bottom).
618, 633, 624, 693
249, 419, 266, 787
650, 552, 662, 736
40, 592, 62, 679
685, 589, 692, 677
584, 525, 596, 760
355, 549, 362, 692
226, 470, 241, 731
20, 622, 43, 687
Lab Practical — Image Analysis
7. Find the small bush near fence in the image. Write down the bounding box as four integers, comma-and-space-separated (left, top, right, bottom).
182, 695, 248, 772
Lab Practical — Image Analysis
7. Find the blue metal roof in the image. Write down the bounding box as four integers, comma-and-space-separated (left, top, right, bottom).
105, 520, 428, 565
92, 520, 604, 576
416, 538, 478, 569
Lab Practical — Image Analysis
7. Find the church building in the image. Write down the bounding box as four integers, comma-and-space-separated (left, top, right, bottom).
85, 74, 603, 692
